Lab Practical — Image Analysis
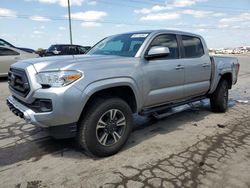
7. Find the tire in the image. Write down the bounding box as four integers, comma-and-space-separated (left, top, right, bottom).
210, 79, 229, 112
77, 97, 133, 157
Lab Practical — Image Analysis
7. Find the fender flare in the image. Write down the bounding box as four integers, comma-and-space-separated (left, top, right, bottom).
81, 77, 142, 112
209, 71, 232, 94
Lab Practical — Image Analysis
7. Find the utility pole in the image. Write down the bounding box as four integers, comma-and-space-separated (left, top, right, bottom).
67, 0, 73, 44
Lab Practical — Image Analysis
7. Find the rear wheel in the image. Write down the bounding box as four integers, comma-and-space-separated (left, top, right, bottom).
77, 97, 133, 157
210, 79, 229, 112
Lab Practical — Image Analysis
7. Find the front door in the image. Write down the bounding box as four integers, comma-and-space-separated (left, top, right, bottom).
142, 34, 185, 107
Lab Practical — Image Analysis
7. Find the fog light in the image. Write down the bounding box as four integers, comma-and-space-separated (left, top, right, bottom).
39, 99, 53, 112
27, 99, 53, 113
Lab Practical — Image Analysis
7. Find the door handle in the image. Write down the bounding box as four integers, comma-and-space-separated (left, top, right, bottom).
176, 65, 184, 70
202, 63, 210, 67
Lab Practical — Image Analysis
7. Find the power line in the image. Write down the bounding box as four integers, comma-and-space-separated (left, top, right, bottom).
122, 0, 250, 12
95, 0, 249, 17
1, 15, 250, 30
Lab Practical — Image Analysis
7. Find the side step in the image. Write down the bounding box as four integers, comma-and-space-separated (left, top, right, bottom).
140, 96, 206, 117
151, 105, 191, 119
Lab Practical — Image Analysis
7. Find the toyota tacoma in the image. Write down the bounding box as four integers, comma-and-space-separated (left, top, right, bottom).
6, 30, 240, 157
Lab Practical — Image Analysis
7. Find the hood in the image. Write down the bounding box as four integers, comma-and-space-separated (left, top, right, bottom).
19, 55, 138, 72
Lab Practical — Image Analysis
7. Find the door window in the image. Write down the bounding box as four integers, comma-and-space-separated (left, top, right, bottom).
0, 47, 19, 56
147, 34, 179, 59
181, 35, 204, 58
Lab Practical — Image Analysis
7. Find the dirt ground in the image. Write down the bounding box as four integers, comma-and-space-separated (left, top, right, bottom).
0, 55, 250, 188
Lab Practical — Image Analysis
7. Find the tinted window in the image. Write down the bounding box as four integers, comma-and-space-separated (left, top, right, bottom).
0, 47, 19, 56
46, 45, 80, 55
182, 35, 204, 58
0, 41, 5, 46
65, 46, 78, 55
46, 45, 63, 55
148, 34, 179, 59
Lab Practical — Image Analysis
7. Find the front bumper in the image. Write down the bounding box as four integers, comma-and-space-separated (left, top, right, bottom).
6, 83, 87, 127
7, 95, 42, 126
7, 96, 77, 138
6, 62, 90, 138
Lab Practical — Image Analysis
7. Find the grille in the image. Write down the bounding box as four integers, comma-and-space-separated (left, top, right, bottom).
8, 68, 30, 97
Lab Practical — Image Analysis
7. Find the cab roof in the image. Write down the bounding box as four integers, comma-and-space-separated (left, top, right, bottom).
117, 29, 202, 38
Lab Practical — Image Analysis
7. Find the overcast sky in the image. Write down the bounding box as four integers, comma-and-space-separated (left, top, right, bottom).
0, 0, 249, 49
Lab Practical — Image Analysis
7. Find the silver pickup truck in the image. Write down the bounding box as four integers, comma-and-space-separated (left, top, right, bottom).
6, 30, 240, 157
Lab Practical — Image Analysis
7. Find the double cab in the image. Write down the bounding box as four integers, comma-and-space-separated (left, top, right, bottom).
7, 30, 239, 157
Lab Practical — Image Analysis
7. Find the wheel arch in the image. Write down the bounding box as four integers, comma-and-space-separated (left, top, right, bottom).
78, 78, 141, 122
209, 71, 233, 94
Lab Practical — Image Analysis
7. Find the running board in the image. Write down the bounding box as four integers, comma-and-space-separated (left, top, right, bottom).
152, 105, 191, 119
140, 96, 206, 116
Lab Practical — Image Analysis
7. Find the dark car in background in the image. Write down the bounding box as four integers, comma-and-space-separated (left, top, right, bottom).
0, 38, 35, 53
44, 44, 91, 56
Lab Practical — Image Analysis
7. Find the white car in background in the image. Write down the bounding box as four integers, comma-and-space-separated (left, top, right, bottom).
0, 46, 38, 77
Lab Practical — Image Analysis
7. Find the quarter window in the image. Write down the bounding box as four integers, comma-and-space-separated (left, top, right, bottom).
148, 34, 179, 59
181, 35, 204, 58
0, 47, 19, 56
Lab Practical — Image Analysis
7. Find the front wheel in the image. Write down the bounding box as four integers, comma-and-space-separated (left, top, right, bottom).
210, 79, 229, 112
77, 97, 133, 157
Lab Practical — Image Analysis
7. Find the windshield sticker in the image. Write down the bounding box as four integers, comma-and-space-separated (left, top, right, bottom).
131, 34, 149, 38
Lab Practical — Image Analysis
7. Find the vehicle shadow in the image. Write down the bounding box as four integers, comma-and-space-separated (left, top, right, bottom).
0, 100, 220, 167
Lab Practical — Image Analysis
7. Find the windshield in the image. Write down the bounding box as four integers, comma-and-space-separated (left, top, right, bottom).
87, 33, 149, 57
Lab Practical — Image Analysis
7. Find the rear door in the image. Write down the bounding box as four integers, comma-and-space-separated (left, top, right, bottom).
142, 34, 185, 107
180, 35, 211, 98
0, 47, 20, 75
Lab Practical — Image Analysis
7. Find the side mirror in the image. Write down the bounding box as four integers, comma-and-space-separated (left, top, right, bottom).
145, 46, 170, 60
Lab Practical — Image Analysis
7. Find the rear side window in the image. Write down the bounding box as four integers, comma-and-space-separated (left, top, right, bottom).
148, 34, 179, 59
181, 35, 204, 58
0, 47, 19, 56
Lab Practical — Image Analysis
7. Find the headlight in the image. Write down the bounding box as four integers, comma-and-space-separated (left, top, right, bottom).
36, 70, 82, 87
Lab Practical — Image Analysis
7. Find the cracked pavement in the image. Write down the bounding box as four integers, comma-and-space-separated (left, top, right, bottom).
0, 55, 250, 188
104, 105, 250, 188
